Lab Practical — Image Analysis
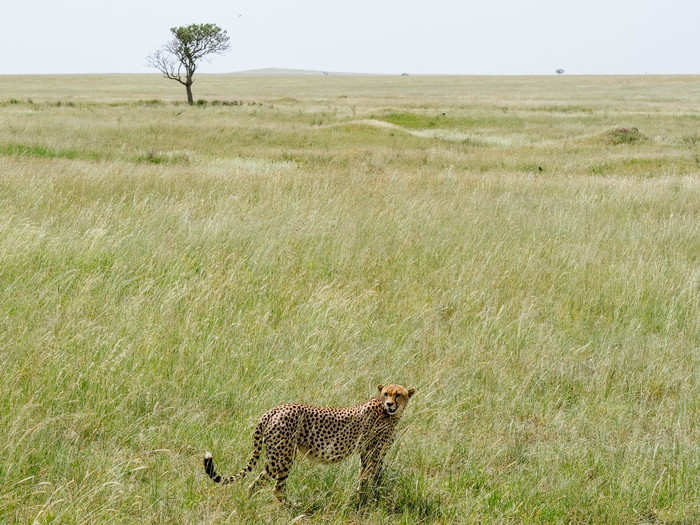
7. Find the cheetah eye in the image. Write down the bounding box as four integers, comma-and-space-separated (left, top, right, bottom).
384, 392, 388, 397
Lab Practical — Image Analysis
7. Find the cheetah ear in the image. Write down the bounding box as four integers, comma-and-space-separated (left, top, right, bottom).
407, 387, 415, 398
377, 384, 384, 392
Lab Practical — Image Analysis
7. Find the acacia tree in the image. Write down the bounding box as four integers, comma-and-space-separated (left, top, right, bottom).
148, 24, 230, 105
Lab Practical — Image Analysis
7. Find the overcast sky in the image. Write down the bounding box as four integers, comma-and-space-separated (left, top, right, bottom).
2, 0, 698, 75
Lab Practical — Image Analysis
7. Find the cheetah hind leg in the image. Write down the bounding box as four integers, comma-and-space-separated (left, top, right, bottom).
270, 447, 296, 502
249, 454, 293, 503
247, 465, 273, 496
249, 464, 292, 503
272, 469, 290, 502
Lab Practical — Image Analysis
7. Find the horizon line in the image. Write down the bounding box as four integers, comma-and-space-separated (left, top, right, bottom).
2, 69, 699, 77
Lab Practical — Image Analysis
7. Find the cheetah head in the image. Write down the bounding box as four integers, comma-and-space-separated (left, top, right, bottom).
377, 384, 415, 417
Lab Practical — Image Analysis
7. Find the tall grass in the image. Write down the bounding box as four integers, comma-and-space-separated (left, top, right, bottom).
0, 75, 698, 523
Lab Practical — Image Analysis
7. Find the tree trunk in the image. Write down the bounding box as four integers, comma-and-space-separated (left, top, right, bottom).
185, 82, 194, 105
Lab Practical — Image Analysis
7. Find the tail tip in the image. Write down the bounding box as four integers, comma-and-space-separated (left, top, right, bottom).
204, 451, 213, 460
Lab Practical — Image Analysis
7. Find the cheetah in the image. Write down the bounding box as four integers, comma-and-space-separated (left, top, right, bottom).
203, 384, 415, 501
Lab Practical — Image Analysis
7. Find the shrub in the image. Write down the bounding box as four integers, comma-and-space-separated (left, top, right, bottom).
604, 127, 646, 145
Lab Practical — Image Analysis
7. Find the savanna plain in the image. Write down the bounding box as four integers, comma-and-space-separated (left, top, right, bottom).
0, 74, 698, 524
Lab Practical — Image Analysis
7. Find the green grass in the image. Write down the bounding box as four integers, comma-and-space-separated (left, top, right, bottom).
376, 111, 523, 130
0, 74, 698, 524
0, 143, 190, 165
0, 143, 87, 160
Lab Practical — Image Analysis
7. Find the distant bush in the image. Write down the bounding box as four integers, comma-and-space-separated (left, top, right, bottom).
135, 151, 190, 164
273, 97, 299, 104
190, 99, 246, 107
604, 127, 647, 145
0, 98, 45, 106
530, 105, 594, 114
681, 134, 698, 147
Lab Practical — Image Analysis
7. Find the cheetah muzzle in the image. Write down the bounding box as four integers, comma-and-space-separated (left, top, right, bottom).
203, 383, 415, 501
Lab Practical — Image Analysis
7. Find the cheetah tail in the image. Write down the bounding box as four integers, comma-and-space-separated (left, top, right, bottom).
203, 420, 265, 484
235, 419, 265, 479
203, 452, 231, 484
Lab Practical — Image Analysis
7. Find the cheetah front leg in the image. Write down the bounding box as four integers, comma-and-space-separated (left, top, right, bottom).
358, 447, 387, 497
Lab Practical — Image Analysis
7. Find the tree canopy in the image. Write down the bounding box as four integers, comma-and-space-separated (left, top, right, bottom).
148, 24, 230, 104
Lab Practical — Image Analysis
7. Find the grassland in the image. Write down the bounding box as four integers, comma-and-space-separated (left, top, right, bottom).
0, 74, 698, 524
